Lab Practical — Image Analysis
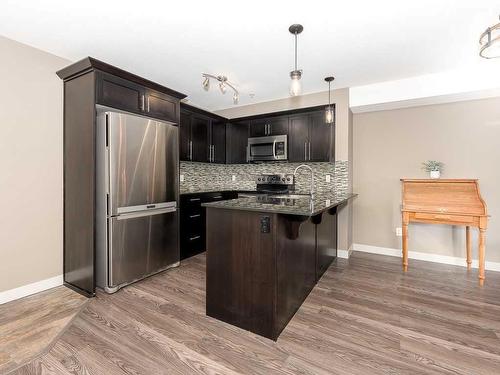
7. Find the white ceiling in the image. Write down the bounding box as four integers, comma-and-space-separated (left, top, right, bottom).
0, 0, 498, 111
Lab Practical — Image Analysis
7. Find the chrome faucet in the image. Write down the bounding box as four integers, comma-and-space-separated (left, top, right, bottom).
293, 164, 315, 197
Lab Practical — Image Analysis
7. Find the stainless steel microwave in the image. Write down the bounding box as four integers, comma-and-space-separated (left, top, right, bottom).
247, 135, 287, 162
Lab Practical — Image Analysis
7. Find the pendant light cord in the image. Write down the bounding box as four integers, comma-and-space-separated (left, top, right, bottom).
328, 81, 331, 106
294, 33, 298, 71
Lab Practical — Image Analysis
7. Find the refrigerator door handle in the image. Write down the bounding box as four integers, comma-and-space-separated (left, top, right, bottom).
116, 207, 176, 220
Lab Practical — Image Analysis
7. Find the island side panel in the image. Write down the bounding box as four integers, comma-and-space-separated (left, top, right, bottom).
206, 208, 276, 339
275, 215, 316, 337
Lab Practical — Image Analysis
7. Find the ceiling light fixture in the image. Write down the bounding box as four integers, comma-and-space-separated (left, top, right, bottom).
324, 76, 335, 124
201, 73, 239, 105
480, 15, 500, 59
202, 76, 210, 91
289, 24, 304, 96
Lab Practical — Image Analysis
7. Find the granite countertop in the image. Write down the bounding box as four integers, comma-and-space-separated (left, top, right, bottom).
180, 187, 256, 195
202, 192, 357, 216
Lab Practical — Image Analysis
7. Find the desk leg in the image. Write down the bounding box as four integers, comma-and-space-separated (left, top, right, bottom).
402, 213, 409, 272
479, 228, 486, 286
466, 226, 472, 270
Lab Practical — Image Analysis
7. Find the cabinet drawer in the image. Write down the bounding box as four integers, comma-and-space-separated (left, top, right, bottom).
413, 212, 475, 224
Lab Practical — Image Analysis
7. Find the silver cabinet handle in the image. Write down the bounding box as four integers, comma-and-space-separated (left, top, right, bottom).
308, 142, 311, 161
189, 140, 193, 160
189, 197, 201, 202
147, 96, 150, 112
304, 142, 307, 161
141, 95, 145, 111
189, 235, 201, 241
213, 145, 216, 162
189, 214, 201, 218
246, 145, 249, 162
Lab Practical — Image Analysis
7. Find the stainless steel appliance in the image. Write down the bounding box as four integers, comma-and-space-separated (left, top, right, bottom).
96, 108, 179, 293
247, 135, 287, 161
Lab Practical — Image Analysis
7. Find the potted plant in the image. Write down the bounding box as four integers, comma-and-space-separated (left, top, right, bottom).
422, 160, 444, 179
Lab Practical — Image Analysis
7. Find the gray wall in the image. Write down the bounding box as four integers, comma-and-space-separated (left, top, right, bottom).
353, 97, 500, 262
0, 36, 70, 292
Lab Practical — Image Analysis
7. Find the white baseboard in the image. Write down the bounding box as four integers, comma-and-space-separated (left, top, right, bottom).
352, 243, 500, 272
0, 275, 63, 305
338, 245, 354, 259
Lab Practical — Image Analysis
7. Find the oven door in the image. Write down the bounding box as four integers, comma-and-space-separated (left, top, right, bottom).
247, 135, 287, 161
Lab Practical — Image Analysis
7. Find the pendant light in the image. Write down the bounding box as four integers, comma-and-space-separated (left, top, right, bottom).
324, 76, 335, 124
479, 15, 500, 59
289, 24, 303, 96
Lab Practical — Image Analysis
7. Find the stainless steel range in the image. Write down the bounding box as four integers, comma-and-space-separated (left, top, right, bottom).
238, 174, 295, 204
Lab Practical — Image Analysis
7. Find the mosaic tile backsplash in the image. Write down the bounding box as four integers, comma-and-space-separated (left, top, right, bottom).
180, 161, 349, 195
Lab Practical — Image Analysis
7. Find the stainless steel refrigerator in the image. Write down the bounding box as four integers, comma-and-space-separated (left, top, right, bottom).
96, 108, 179, 293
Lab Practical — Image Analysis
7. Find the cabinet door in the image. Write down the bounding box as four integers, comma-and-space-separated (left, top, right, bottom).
315, 209, 337, 281
145, 89, 177, 123
179, 111, 191, 161
226, 121, 249, 164
96, 72, 144, 114
288, 114, 309, 162
249, 119, 267, 137
211, 121, 226, 164
309, 111, 332, 162
191, 115, 210, 162
268, 116, 288, 136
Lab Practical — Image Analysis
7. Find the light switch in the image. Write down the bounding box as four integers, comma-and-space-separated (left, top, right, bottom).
180, 174, 185, 182
326, 174, 331, 183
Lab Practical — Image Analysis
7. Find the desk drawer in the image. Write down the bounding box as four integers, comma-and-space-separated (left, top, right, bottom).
413, 212, 475, 224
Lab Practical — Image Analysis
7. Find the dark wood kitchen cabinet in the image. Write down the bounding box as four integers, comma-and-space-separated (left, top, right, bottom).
180, 191, 237, 260
96, 71, 177, 123
249, 116, 288, 137
57, 57, 185, 297
180, 103, 226, 163
226, 120, 249, 164
191, 114, 211, 162
289, 110, 334, 162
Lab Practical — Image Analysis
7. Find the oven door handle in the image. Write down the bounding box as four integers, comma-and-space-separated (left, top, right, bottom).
272, 140, 277, 159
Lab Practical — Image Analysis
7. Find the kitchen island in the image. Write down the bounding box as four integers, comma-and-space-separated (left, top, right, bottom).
203, 192, 356, 340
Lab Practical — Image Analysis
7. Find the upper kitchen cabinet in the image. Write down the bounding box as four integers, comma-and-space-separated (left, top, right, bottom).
92, 67, 182, 123
180, 103, 226, 164
288, 109, 334, 162
249, 116, 288, 137
226, 120, 249, 164
56, 57, 185, 297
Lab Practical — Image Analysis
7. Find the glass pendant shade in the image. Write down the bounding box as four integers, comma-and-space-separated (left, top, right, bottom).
290, 70, 302, 96
480, 16, 500, 59
325, 106, 334, 124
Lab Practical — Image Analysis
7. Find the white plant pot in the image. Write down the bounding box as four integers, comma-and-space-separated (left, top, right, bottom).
430, 170, 440, 179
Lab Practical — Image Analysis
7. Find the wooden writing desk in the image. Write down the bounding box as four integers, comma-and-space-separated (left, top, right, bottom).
401, 179, 488, 285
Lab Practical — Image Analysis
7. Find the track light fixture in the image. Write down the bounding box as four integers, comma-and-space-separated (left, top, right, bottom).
479, 15, 500, 59
201, 73, 239, 105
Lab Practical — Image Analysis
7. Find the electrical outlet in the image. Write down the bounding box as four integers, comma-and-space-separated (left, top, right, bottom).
180, 174, 185, 182
395, 227, 402, 237
325, 174, 331, 183
232, 175, 236, 182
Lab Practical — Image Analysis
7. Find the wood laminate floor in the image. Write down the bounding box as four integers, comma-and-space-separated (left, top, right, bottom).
5, 252, 500, 375
0, 287, 87, 374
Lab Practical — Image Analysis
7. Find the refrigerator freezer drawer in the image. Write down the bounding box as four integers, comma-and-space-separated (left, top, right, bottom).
108, 208, 179, 288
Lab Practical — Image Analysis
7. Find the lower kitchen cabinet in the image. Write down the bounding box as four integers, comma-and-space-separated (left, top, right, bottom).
180, 191, 238, 260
